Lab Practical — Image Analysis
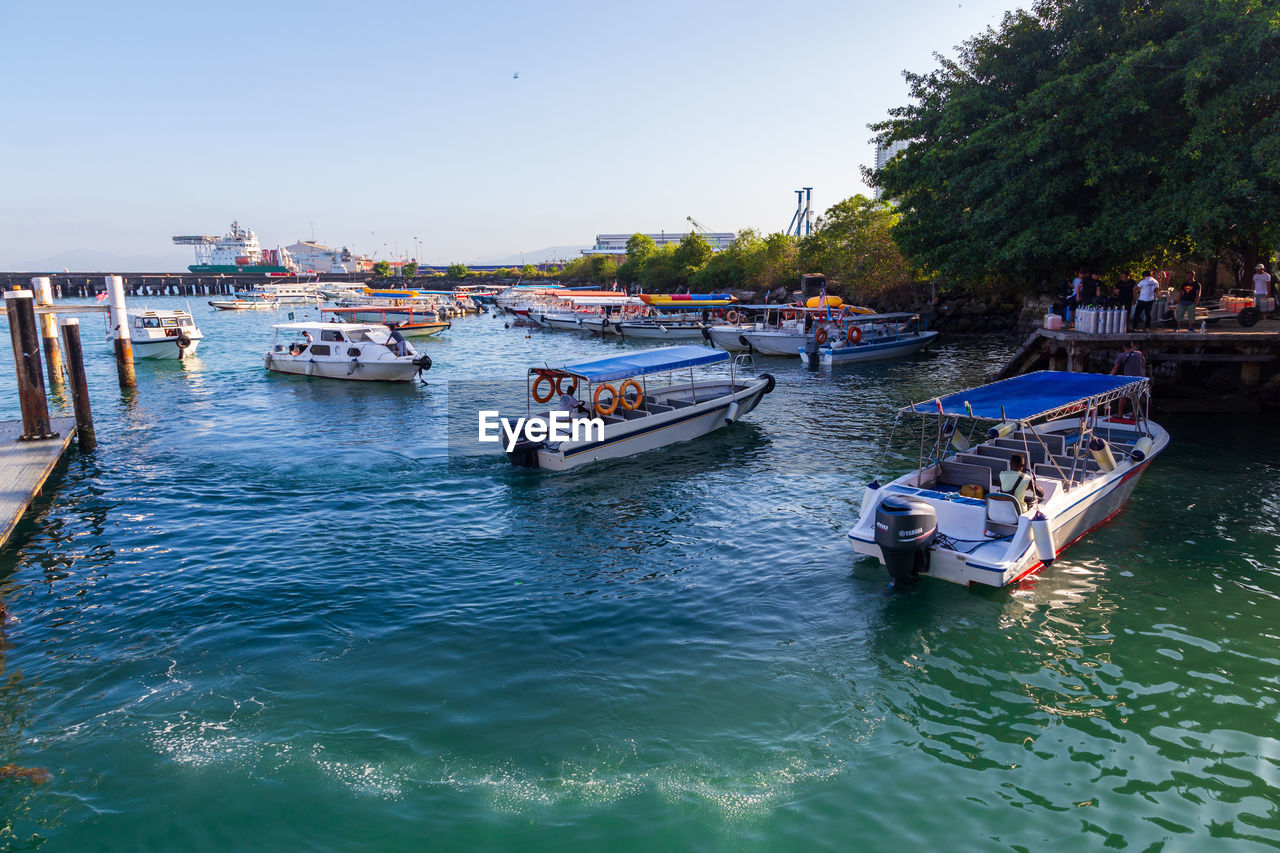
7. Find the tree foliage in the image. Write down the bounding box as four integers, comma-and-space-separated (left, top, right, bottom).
446, 263, 469, 278
402, 261, 418, 278
799, 196, 916, 296
871, 0, 1280, 286
371, 260, 391, 279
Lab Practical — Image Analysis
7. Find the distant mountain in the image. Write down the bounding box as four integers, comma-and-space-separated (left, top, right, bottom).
461, 245, 589, 266
3, 249, 190, 273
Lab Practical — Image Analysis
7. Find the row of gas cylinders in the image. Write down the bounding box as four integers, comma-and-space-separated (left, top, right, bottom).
1073, 307, 1129, 334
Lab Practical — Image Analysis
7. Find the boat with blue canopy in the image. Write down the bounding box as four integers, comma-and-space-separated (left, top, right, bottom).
846, 370, 1169, 588
798, 312, 938, 366
505, 345, 775, 470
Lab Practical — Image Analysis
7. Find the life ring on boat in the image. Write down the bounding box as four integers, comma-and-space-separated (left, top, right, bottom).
532, 372, 556, 404
619, 379, 644, 411
815, 327, 829, 345
554, 375, 579, 396
593, 383, 619, 416
846, 326, 862, 344
726, 310, 741, 324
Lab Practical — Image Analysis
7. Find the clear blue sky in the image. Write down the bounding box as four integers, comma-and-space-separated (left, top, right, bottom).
1, 0, 1024, 270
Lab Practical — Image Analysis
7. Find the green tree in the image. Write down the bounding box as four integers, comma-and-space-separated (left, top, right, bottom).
799, 195, 915, 298
872, 0, 1280, 287
402, 261, 419, 279
618, 233, 657, 285
520, 264, 537, 278
446, 263, 469, 279
372, 260, 392, 279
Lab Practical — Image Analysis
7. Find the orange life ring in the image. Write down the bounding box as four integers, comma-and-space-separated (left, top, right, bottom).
815, 327, 829, 345
554, 375, 579, 396
532, 372, 556, 403
619, 378, 644, 411
726, 310, 741, 324
847, 326, 862, 344
593, 383, 619, 416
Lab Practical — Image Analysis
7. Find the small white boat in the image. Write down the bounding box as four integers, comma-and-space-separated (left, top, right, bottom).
209, 294, 278, 311
126, 308, 203, 359
505, 345, 775, 471
846, 371, 1169, 588
263, 322, 432, 382
321, 306, 450, 338
614, 316, 707, 339
799, 313, 938, 365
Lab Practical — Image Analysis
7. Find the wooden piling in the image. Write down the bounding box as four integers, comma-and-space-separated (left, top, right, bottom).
58, 319, 95, 452
105, 275, 136, 389
4, 291, 56, 440
32, 277, 64, 387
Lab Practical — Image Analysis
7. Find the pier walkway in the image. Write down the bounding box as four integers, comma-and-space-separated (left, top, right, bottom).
0, 418, 75, 550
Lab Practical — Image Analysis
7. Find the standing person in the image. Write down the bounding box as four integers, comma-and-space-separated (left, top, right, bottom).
1111, 340, 1146, 376
1175, 270, 1201, 331
1134, 270, 1160, 330
1080, 270, 1099, 306
1116, 271, 1137, 316
1253, 263, 1275, 310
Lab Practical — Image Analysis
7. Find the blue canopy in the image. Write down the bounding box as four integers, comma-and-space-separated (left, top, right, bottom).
907, 371, 1148, 421
550, 345, 728, 383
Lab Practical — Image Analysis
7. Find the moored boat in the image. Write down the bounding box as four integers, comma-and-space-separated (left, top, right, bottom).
126, 308, 203, 359
321, 306, 451, 338
209, 293, 278, 311
799, 313, 938, 365
263, 322, 432, 382
846, 371, 1169, 588
503, 345, 775, 471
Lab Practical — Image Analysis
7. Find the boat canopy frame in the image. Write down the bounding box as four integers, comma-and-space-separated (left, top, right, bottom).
882, 371, 1155, 485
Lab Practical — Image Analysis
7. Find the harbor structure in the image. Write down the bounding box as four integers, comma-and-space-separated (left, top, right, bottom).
285, 240, 375, 274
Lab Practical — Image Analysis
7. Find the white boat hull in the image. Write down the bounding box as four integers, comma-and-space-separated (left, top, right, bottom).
544, 316, 587, 331
530, 377, 773, 471
741, 330, 807, 355
132, 338, 201, 360
264, 352, 422, 382
616, 323, 706, 340
706, 324, 754, 352
801, 331, 939, 365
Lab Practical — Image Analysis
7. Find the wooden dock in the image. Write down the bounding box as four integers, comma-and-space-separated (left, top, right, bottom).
998, 318, 1280, 379
0, 418, 76, 551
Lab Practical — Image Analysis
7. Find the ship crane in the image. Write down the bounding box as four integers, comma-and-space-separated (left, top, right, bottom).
686, 216, 716, 236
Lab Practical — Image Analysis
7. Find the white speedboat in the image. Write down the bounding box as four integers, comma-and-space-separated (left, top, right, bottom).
209, 294, 278, 311
321, 306, 450, 338
126, 308, 203, 359
847, 371, 1169, 588
263, 322, 432, 382
505, 345, 775, 471
614, 315, 707, 339
799, 312, 939, 365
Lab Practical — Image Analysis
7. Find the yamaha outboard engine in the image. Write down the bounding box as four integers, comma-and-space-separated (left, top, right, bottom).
874, 496, 938, 587
506, 439, 542, 468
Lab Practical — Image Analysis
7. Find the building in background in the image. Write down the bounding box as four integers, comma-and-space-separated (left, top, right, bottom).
582, 231, 736, 260
286, 240, 375, 274
872, 141, 909, 200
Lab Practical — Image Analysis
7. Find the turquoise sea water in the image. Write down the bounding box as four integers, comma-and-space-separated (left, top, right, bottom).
0, 301, 1277, 850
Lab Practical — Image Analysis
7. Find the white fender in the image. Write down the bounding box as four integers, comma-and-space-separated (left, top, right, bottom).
1130, 436, 1154, 462
724, 401, 740, 424
1089, 437, 1117, 471
1031, 512, 1056, 563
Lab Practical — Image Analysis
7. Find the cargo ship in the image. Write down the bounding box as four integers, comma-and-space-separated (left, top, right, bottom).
173, 221, 295, 274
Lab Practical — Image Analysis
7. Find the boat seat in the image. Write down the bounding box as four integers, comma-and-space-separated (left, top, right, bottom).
940, 460, 995, 491
600, 416, 626, 426
619, 408, 648, 420
956, 454, 1008, 485
645, 403, 674, 414
1051, 454, 1102, 474
1011, 431, 1065, 455
985, 493, 1024, 536
665, 398, 696, 408
975, 445, 1046, 466
991, 439, 1048, 464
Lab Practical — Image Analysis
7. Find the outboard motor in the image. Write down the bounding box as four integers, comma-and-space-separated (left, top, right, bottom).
506, 439, 542, 468
874, 496, 938, 587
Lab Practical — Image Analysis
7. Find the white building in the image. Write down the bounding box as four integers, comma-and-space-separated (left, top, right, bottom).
582, 232, 737, 258
872, 141, 909, 199
286, 240, 374, 274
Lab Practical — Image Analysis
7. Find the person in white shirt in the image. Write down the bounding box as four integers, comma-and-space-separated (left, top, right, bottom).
1133, 270, 1161, 330
1253, 264, 1274, 311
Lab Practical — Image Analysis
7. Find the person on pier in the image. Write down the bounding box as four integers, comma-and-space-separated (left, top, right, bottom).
1174, 271, 1201, 331
1116, 271, 1136, 317
1253, 264, 1275, 313
1134, 270, 1160, 331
